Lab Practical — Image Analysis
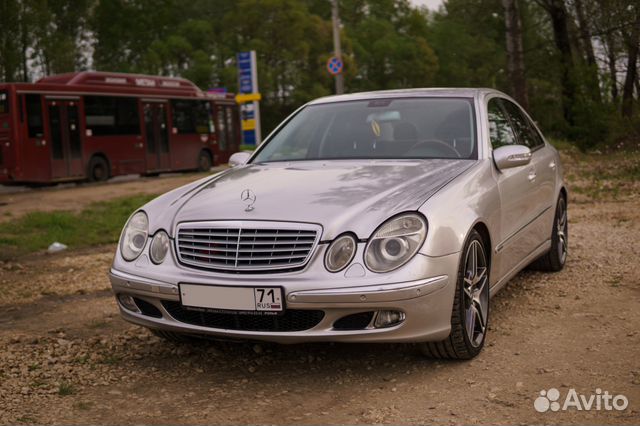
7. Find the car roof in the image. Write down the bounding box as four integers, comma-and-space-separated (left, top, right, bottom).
307, 88, 505, 105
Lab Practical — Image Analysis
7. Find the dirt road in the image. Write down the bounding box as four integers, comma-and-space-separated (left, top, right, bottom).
0, 169, 224, 223
0, 156, 639, 424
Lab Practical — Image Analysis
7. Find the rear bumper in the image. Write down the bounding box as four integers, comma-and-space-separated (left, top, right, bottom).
108, 252, 459, 344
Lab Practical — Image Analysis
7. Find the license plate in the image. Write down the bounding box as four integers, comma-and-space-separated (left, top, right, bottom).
179, 284, 284, 313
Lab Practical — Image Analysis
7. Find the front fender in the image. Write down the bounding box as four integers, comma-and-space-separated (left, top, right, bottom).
418, 159, 500, 257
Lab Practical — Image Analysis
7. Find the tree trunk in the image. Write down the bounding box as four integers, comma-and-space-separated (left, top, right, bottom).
541, 0, 576, 125
621, 9, 640, 117
502, 0, 529, 109
574, 0, 596, 66
574, 0, 601, 103
605, 32, 618, 102
20, 2, 29, 82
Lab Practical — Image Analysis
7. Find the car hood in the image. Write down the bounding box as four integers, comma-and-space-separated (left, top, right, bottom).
164, 159, 474, 240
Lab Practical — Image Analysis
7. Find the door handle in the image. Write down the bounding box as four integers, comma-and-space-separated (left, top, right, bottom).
134, 142, 143, 149
528, 170, 537, 182
549, 161, 556, 170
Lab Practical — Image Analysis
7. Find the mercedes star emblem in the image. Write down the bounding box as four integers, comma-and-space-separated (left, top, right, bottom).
241, 189, 256, 212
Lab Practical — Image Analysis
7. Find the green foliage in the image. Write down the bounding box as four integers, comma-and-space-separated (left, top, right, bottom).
57, 382, 75, 396
429, 0, 506, 88
0, 0, 638, 148
0, 194, 156, 260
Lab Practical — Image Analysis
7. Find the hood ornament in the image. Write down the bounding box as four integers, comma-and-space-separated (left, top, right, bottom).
241, 189, 256, 212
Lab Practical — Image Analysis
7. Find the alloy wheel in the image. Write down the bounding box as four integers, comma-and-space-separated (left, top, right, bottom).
556, 198, 568, 265
463, 240, 489, 348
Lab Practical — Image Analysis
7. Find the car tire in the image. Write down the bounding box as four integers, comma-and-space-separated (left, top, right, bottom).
529, 195, 567, 272
150, 329, 199, 343
87, 156, 110, 182
197, 150, 213, 172
419, 229, 490, 360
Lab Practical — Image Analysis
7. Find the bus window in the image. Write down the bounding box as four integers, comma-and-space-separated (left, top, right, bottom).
172, 100, 210, 134
85, 96, 140, 136
0, 91, 8, 114
26, 95, 44, 137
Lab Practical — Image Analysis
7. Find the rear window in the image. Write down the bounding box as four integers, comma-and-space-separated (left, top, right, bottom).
0, 91, 8, 114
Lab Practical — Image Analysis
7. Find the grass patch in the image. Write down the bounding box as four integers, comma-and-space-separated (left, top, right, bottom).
0, 194, 156, 260
555, 142, 640, 201
58, 381, 76, 396
100, 354, 122, 365
74, 401, 93, 411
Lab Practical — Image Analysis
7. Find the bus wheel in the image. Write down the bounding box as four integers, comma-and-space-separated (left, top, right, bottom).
197, 150, 213, 172
88, 156, 110, 182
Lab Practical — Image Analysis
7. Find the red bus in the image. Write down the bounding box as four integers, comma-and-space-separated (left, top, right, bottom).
0, 71, 241, 184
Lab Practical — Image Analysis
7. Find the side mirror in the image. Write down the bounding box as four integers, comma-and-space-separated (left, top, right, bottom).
493, 145, 532, 171
228, 151, 252, 167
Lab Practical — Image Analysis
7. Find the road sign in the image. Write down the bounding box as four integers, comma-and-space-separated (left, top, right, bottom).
327, 56, 343, 75
236, 51, 261, 145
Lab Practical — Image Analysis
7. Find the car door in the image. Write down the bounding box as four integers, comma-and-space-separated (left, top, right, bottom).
500, 99, 556, 249
488, 97, 540, 279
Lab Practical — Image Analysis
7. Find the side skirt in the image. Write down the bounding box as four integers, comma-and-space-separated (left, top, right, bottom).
489, 239, 552, 297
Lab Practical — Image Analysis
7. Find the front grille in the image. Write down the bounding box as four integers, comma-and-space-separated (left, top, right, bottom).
162, 301, 324, 332
176, 221, 321, 273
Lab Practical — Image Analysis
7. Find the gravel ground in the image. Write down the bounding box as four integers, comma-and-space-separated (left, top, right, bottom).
0, 168, 224, 223
0, 154, 639, 425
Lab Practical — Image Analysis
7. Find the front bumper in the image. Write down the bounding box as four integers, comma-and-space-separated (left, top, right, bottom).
108, 251, 460, 344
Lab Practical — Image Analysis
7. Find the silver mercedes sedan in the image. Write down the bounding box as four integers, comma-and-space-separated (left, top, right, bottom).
109, 88, 567, 359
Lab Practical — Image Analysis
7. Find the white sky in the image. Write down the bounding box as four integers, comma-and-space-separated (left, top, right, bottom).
409, 0, 444, 10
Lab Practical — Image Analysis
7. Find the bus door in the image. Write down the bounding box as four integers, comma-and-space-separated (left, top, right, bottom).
143, 101, 170, 171
46, 99, 83, 179
215, 103, 238, 164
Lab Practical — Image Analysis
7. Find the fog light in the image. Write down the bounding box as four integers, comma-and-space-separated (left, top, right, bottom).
374, 310, 405, 328
149, 230, 170, 264
118, 294, 140, 313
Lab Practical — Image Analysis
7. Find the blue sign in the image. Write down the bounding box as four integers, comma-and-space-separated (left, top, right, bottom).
243, 130, 257, 145
236, 51, 261, 145
327, 56, 343, 75
237, 52, 254, 94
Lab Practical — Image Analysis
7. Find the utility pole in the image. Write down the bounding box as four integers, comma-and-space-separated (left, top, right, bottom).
331, 0, 344, 94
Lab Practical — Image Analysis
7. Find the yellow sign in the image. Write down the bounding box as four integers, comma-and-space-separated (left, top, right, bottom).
242, 119, 256, 131
236, 93, 262, 103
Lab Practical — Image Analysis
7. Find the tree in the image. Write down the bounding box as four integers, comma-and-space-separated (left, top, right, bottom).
502, 0, 529, 108
621, 4, 639, 117
535, 0, 577, 125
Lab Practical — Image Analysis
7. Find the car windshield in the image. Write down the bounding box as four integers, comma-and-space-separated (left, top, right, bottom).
252, 97, 477, 163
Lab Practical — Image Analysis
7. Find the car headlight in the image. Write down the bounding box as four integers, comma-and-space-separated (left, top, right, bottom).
149, 230, 170, 264
120, 211, 148, 261
325, 234, 357, 272
364, 213, 427, 273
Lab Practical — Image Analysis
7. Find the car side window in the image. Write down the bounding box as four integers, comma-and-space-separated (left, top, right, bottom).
501, 100, 544, 149
487, 98, 517, 149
